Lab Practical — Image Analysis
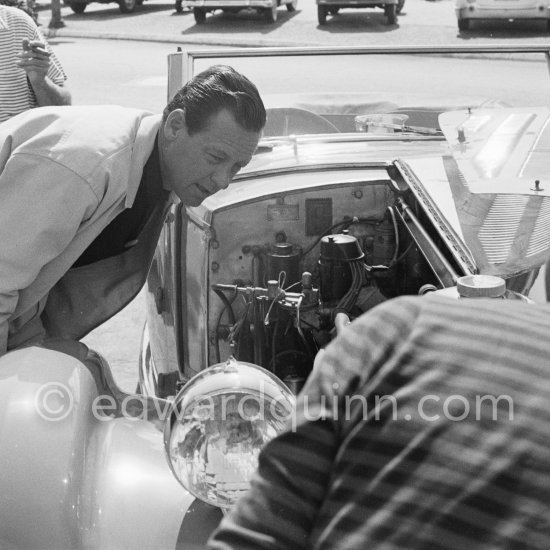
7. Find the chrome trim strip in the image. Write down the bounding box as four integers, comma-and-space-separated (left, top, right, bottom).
395, 158, 477, 275
234, 161, 393, 181
184, 44, 550, 60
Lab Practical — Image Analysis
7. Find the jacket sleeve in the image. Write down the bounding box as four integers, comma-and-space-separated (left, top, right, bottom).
0, 154, 98, 355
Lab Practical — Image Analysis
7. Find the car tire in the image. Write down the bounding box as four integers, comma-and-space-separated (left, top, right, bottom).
385, 3, 396, 24
69, 1, 86, 13
317, 4, 327, 24
396, 0, 404, 14
118, 0, 136, 12
194, 6, 206, 23
264, 3, 277, 21
286, 0, 297, 11
457, 18, 469, 31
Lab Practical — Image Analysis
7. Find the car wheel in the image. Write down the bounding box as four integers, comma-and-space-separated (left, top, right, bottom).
69, 1, 86, 13
328, 6, 339, 13
317, 4, 327, 24
264, 3, 277, 21
396, 0, 404, 13
194, 6, 206, 23
457, 17, 469, 31
286, 0, 297, 11
385, 3, 396, 24
118, 0, 136, 13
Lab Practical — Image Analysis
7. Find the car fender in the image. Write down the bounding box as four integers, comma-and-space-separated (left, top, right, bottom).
0, 347, 194, 550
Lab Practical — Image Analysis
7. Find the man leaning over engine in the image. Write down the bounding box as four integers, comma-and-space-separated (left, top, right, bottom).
0, 64, 265, 357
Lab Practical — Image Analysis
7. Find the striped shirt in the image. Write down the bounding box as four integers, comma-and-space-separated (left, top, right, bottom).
209, 295, 550, 549
0, 5, 66, 123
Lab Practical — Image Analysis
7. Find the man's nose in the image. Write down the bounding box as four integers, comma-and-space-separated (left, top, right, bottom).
211, 166, 232, 191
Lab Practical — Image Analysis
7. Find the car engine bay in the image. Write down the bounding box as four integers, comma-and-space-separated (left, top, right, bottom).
192, 166, 464, 393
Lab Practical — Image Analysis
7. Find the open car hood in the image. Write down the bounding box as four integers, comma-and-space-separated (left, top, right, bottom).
403, 106, 550, 278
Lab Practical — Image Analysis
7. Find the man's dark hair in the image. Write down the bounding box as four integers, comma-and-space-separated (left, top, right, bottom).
163, 64, 266, 135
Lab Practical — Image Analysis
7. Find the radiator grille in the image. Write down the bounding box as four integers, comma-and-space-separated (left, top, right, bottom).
527, 198, 550, 256
479, 196, 528, 263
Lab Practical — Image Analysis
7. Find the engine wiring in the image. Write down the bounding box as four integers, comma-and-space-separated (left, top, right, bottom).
211, 204, 415, 372
335, 259, 364, 314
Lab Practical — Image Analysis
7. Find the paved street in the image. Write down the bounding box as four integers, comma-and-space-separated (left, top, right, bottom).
41, 0, 550, 48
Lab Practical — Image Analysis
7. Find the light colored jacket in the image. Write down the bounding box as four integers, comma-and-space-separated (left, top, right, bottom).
0, 105, 166, 355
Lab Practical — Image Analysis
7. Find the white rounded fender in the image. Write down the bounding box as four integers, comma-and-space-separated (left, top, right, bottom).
0, 346, 195, 550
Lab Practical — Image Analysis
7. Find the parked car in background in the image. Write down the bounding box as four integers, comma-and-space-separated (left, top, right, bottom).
63, 0, 144, 13
179, 0, 297, 24
317, 0, 404, 25
2, 45, 550, 550
455, 0, 550, 31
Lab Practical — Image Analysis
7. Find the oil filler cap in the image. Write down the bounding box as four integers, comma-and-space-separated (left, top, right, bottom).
457, 275, 506, 298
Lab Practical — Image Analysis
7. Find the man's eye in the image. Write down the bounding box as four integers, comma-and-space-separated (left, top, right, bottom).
209, 154, 224, 163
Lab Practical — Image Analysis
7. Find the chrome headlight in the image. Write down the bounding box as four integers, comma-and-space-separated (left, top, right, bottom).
164, 357, 295, 509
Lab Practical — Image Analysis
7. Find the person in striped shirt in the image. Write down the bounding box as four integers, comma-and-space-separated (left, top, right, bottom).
209, 295, 550, 549
0, 3, 70, 124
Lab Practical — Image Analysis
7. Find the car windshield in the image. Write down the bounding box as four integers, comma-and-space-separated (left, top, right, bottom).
171, 46, 550, 138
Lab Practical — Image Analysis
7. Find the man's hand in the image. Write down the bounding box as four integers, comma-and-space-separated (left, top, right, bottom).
14, 38, 71, 107
16, 39, 52, 85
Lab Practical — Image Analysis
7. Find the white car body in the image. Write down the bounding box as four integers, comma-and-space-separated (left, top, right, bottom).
455, 0, 550, 31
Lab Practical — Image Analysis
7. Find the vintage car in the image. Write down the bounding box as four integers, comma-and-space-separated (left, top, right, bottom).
455, 0, 550, 31
317, 0, 404, 25
63, 0, 144, 14
2, 45, 550, 550
179, 0, 297, 24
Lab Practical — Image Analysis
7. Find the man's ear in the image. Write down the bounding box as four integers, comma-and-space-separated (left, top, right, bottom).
163, 109, 187, 141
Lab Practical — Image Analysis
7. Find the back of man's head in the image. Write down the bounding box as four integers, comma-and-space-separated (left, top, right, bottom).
163, 65, 266, 135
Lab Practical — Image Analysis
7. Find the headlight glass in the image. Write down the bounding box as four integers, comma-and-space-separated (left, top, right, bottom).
164, 357, 295, 509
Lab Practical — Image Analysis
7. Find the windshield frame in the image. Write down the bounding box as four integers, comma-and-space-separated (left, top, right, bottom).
168, 44, 550, 101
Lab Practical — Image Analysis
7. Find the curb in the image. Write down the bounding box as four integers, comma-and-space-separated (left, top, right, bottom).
45, 27, 314, 47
